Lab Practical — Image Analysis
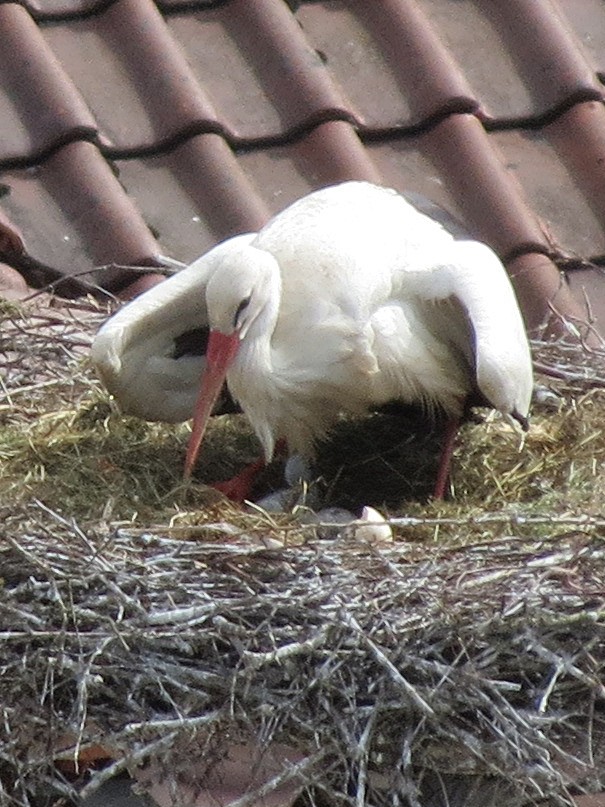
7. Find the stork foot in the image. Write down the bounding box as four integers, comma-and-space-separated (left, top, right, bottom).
212, 457, 266, 503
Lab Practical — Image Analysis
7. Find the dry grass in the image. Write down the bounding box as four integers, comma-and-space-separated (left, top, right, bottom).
1, 295, 605, 526
1, 295, 605, 806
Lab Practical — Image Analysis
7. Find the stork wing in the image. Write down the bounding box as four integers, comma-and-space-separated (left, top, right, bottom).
91, 235, 255, 422
400, 239, 533, 423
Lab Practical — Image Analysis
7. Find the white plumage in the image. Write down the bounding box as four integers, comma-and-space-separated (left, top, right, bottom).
92, 181, 533, 498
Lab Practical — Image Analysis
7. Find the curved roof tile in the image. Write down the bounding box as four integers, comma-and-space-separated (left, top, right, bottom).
0, 0, 604, 333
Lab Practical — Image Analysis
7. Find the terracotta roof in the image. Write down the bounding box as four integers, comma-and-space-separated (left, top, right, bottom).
1, 0, 605, 332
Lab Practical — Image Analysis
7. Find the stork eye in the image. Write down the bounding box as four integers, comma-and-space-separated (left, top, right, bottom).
233, 295, 251, 328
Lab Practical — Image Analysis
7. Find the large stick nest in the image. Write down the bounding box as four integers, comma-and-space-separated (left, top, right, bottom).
1, 295, 605, 807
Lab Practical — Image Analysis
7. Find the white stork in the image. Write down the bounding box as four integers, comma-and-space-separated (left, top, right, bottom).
92, 181, 533, 500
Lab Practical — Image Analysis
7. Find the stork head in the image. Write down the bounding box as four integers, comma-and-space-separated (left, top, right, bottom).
205, 244, 279, 340
184, 243, 280, 478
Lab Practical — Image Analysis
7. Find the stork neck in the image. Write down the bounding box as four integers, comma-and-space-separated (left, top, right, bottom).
234, 262, 281, 378
227, 267, 281, 462
237, 326, 273, 377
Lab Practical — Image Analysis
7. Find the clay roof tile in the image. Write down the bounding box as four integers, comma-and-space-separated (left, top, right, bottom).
0, 0, 603, 333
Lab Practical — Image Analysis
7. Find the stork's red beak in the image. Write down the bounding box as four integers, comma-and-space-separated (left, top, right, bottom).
184, 330, 240, 478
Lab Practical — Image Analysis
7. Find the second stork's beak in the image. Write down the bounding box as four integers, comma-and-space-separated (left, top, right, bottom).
184, 330, 240, 478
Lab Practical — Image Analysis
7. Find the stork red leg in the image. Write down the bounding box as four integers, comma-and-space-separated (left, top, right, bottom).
212, 457, 266, 502
433, 418, 459, 500
212, 439, 288, 503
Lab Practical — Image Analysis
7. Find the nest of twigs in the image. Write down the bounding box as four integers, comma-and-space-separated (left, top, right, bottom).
1, 294, 605, 807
